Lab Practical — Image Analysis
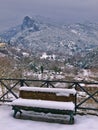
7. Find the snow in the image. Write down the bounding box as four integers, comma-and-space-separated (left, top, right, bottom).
40, 52, 48, 59
12, 99, 75, 110
22, 52, 29, 57
0, 104, 98, 130
20, 87, 76, 96
71, 29, 78, 34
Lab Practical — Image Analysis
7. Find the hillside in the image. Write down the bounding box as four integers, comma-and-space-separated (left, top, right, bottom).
0, 16, 98, 64
1, 16, 98, 81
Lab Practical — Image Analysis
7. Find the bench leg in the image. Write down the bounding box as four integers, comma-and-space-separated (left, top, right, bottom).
12, 106, 22, 117
69, 112, 74, 124
13, 110, 18, 117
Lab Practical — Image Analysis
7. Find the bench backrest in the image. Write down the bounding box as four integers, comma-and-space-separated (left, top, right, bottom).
19, 87, 76, 103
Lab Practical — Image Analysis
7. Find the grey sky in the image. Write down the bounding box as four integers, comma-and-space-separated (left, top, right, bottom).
0, 0, 98, 32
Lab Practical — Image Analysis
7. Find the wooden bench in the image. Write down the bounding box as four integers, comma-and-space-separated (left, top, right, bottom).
11, 87, 76, 124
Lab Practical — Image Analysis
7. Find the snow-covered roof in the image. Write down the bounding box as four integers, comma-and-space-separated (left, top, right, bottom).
20, 87, 76, 96
12, 99, 75, 111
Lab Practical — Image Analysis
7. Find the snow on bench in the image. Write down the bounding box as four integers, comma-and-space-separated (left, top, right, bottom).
12, 99, 75, 111
19, 87, 76, 97
12, 86, 76, 124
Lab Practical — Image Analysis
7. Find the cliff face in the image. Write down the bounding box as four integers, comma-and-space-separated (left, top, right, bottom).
21, 16, 39, 31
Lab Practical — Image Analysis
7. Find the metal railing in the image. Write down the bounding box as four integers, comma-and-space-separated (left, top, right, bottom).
0, 78, 98, 114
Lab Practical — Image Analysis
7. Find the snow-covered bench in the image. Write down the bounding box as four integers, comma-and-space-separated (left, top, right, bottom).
12, 87, 76, 124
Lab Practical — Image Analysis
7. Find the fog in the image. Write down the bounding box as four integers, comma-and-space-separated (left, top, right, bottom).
0, 0, 98, 32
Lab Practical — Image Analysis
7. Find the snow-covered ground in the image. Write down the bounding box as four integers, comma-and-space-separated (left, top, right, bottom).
0, 104, 98, 130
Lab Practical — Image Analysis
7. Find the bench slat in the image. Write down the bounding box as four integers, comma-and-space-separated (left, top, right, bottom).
20, 87, 76, 95
19, 87, 76, 102
12, 99, 75, 111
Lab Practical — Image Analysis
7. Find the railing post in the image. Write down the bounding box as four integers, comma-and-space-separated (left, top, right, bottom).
20, 79, 24, 87
46, 81, 49, 88
74, 83, 78, 114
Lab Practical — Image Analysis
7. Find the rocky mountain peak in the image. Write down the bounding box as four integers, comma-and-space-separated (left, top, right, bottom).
21, 16, 39, 31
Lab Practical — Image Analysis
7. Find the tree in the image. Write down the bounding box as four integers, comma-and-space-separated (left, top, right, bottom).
53, 66, 61, 74
40, 65, 44, 73
29, 62, 38, 73
0, 56, 15, 100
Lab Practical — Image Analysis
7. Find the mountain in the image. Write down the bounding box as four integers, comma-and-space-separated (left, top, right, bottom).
79, 47, 98, 68
1, 16, 98, 68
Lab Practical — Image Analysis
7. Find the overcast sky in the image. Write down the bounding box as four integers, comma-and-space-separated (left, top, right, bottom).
0, 0, 98, 32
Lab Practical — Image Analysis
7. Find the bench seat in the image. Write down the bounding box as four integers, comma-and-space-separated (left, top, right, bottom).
12, 98, 75, 111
